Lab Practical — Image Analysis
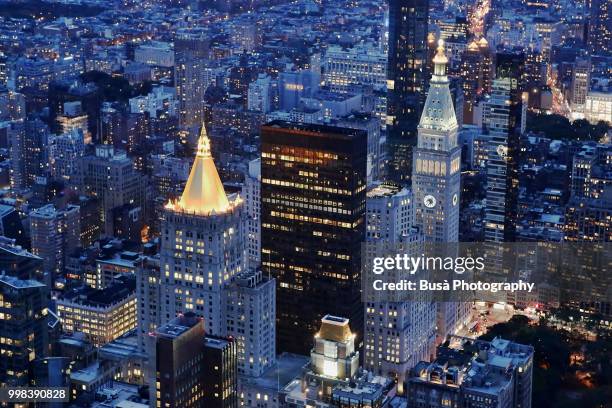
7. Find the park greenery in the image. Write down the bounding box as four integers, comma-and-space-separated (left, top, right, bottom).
479, 314, 610, 408
526, 112, 610, 142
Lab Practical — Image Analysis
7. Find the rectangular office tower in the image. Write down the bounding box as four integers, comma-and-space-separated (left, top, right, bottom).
387, 0, 430, 184
484, 53, 526, 243
260, 121, 367, 354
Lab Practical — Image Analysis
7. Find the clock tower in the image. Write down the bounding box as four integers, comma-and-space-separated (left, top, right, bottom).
413, 40, 461, 242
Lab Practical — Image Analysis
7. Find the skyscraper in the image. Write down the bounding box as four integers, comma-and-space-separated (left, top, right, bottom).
412, 41, 461, 243
459, 38, 494, 124
363, 183, 436, 390
75, 145, 148, 237
9, 118, 48, 190
483, 53, 527, 243
160, 125, 245, 335
387, 0, 430, 184
412, 41, 468, 343
175, 30, 209, 143
260, 121, 367, 354
202, 335, 238, 408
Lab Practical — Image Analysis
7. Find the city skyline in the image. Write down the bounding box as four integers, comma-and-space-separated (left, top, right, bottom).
0, 0, 609, 407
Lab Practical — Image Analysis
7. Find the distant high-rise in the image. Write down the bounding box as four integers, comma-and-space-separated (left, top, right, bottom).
459, 38, 493, 124
242, 158, 261, 270
570, 58, 591, 116
29, 204, 80, 282
8, 117, 47, 191
247, 74, 272, 113
387, 0, 430, 184
0, 90, 26, 122
483, 53, 527, 243
588, 0, 611, 56
260, 121, 366, 354
175, 30, 209, 142
75, 145, 148, 236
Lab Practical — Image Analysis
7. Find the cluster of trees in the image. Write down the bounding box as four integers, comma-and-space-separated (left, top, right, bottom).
80, 72, 153, 103
527, 113, 610, 142
480, 315, 610, 408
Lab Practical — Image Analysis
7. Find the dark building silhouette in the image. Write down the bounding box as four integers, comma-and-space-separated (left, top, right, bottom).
386, 0, 430, 184
155, 313, 238, 408
0, 275, 49, 387
260, 121, 366, 354
0, 237, 43, 280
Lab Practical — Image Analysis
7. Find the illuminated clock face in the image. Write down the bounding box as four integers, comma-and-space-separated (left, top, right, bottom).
423, 194, 437, 208
496, 145, 508, 159
452, 193, 458, 206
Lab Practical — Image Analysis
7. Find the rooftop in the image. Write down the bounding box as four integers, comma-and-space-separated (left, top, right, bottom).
241, 353, 309, 390
0, 274, 46, 289
58, 276, 135, 307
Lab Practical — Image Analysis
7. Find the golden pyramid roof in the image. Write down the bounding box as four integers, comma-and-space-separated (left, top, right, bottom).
168, 125, 231, 215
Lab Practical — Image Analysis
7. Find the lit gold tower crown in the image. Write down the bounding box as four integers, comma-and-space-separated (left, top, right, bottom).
167, 125, 232, 215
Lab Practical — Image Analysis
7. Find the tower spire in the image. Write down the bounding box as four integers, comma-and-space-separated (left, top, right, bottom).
417, 38, 457, 133
432, 39, 448, 79
196, 125, 212, 157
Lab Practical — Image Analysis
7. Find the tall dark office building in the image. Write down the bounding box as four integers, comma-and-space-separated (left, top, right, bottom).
483, 53, 526, 242
386, 0, 430, 184
202, 336, 238, 408
260, 121, 367, 355
155, 313, 238, 408
0, 275, 49, 387
156, 314, 206, 407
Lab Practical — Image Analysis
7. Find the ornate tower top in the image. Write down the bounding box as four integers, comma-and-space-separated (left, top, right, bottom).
418, 39, 458, 133
432, 39, 449, 77
166, 125, 235, 215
